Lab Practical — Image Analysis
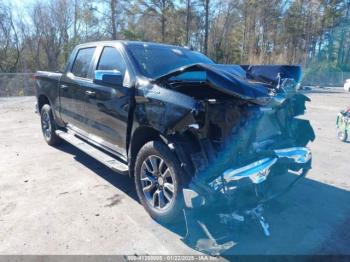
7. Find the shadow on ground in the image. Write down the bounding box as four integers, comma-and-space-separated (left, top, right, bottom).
301, 89, 348, 95
55, 142, 350, 256
56, 142, 138, 201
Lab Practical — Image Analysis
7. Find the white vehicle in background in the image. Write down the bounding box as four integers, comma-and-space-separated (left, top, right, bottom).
344, 79, 350, 91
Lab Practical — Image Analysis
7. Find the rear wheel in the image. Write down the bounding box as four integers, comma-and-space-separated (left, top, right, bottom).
337, 130, 348, 142
134, 141, 186, 223
40, 104, 62, 146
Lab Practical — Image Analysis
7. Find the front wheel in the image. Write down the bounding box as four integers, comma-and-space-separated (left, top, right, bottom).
134, 141, 187, 223
40, 104, 62, 146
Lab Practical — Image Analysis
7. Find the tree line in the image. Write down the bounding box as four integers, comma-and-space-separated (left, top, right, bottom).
1, 0, 350, 81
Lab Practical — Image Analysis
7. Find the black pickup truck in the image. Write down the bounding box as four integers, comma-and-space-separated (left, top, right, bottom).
35, 41, 314, 224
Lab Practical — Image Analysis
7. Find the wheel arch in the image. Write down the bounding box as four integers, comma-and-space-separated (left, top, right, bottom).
37, 93, 66, 129
128, 126, 162, 177
128, 125, 199, 181
38, 94, 51, 113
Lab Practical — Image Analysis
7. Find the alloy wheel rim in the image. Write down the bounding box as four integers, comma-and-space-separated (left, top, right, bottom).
140, 155, 175, 211
42, 111, 51, 140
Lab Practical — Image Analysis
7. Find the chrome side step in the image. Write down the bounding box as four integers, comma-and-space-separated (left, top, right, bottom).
55, 130, 129, 175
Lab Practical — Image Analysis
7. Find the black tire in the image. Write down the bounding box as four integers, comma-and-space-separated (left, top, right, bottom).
337, 130, 348, 142
40, 104, 62, 146
134, 141, 186, 223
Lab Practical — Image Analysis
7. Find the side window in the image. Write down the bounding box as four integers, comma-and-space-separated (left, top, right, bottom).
97, 47, 126, 75
71, 47, 96, 78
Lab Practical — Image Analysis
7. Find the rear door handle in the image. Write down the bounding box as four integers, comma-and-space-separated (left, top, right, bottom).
85, 90, 96, 97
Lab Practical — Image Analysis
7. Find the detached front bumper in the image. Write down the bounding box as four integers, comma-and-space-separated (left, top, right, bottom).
183, 147, 312, 209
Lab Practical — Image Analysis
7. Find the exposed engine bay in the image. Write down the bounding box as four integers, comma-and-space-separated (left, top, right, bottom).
138, 63, 315, 254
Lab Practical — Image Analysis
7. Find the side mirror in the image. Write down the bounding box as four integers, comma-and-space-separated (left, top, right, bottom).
93, 70, 123, 86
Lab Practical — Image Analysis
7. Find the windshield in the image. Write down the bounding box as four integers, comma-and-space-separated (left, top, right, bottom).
125, 43, 214, 79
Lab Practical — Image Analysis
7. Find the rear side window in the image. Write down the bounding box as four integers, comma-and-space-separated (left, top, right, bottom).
71, 47, 96, 78
97, 47, 126, 75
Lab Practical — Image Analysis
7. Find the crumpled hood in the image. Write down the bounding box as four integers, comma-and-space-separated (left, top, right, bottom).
154, 63, 302, 106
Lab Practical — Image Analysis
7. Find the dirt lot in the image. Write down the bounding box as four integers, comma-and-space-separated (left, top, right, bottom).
0, 89, 349, 256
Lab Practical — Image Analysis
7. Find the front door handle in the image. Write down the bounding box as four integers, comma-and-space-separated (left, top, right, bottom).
60, 84, 68, 90
85, 90, 96, 97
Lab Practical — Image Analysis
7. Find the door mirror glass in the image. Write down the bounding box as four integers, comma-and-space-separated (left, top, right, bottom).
93, 70, 123, 86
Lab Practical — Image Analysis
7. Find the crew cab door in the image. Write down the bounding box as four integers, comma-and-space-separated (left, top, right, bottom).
83, 45, 132, 157
60, 46, 97, 129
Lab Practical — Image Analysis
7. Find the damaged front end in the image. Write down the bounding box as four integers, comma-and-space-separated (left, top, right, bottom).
136, 63, 315, 254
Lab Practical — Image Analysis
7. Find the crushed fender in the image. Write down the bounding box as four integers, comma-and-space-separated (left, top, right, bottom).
136, 63, 315, 255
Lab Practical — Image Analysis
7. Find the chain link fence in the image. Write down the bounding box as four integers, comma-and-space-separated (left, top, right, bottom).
0, 73, 35, 97
301, 71, 350, 87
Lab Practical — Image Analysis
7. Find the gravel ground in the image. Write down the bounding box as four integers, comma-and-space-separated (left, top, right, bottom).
0, 89, 349, 256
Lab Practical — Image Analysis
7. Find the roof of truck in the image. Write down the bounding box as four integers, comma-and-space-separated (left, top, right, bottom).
75, 40, 191, 50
